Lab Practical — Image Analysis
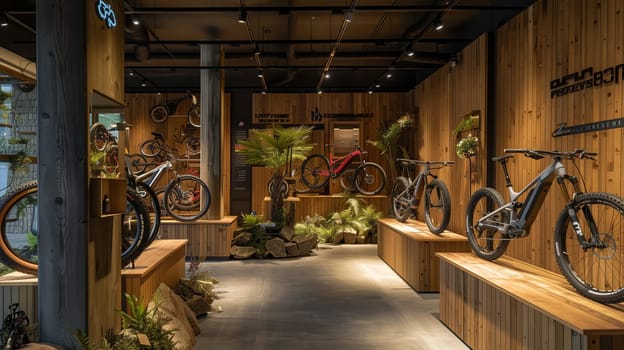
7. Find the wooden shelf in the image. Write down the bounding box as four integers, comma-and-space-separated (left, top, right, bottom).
89, 178, 126, 217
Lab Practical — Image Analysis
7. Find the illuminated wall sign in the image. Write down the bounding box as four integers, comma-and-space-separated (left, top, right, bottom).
550, 64, 624, 98
96, 0, 117, 28
551, 118, 624, 137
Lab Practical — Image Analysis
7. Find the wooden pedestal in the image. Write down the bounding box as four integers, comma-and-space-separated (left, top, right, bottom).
377, 218, 470, 292
121, 239, 186, 308
159, 216, 237, 257
437, 252, 624, 350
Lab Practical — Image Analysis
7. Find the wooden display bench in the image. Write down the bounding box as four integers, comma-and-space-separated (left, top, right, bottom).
437, 252, 624, 350
158, 216, 238, 257
121, 239, 187, 309
377, 218, 470, 292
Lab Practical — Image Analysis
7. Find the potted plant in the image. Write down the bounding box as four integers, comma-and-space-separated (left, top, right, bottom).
366, 113, 413, 183
456, 134, 479, 158
235, 125, 313, 226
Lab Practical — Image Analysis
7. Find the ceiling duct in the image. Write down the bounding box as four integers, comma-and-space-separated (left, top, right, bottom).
125, 12, 151, 62
272, 10, 297, 87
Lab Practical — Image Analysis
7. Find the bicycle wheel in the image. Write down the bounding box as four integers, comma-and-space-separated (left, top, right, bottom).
339, 169, 357, 193
424, 179, 451, 234
301, 154, 330, 188
0, 181, 39, 275
89, 122, 109, 152
554, 192, 624, 304
188, 105, 200, 128
354, 162, 386, 195
186, 137, 200, 155
132, 181, 161, 249
267, 178, 288, 199
126, 153, 148, 175
140, 139, 162, 158
164, 175, 211, 221
150, 105, 169, 123
122, 190, 150, 266
391, 177, 411, 222
465, 187, 510, 260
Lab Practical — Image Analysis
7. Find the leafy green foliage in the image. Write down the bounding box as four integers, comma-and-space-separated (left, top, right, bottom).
367, 114, 413, 182
75, 293, 176, 350
294, 196, 384, 243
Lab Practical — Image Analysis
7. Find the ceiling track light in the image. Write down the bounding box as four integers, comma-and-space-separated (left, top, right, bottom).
324, 72, 330, 79
407, 51, 415, 57
257, 70, 264, 78
344, 10, 354, 23
0, 12, 8, 27
131, 14, 140, 26
434, 18, 444, 31
238, 8, 248, 24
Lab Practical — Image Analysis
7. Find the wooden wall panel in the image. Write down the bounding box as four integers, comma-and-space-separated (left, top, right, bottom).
493, 0, 624, 272
411, 35, 489, 235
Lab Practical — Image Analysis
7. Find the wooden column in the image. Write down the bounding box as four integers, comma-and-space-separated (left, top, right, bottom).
37, 0, 124, 346
200, 44, 223, 219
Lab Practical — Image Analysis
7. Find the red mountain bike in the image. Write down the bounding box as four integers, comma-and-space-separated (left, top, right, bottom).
300, 145, 386, 195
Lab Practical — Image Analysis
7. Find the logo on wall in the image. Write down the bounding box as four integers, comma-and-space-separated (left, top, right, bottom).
550, 64, 624, 98
96, 0, 117, 28
551, 118, 624, 137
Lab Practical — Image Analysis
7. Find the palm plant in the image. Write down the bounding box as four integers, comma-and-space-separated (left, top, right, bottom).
366, 113, 413, 183
235, 125, 313, 225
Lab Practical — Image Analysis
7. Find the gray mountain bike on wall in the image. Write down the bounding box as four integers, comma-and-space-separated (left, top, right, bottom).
465, 148, 624, 304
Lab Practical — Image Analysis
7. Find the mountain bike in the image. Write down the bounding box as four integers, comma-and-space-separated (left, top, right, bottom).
300, 145, 386, 195
391, 159, 454, 233
150, 93, 200, 127
466, 148, 624, 304
140, 131, 198, 160
133, 152, 210, 222
0, 181, 150, 275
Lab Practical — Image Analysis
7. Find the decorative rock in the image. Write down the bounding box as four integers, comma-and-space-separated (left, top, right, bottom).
232, 231, 254, 246
230, 246, 257, 259
331, 231, 344, 244
265, 237, 287, 258
279, 226, 295, 242
292, 234, 317, 255
342, 228, 358, 244
285, 242, 299, 256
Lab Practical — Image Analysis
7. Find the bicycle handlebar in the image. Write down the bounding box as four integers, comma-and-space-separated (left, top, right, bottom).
503, 148, 597, 160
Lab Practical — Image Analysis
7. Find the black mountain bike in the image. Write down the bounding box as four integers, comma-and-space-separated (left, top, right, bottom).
466, 149, 624, 304
391, 159, 454, 233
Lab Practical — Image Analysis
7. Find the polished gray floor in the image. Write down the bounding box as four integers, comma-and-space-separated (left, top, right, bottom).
193, 244, 469, 350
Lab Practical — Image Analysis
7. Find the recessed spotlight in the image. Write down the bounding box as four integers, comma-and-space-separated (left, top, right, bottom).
375, 84, 381, 88
325, 73, 330, 79
407, 51, 415, 57
317, 90, 323, 95
141, 81, 147, 87
368, 90, 373, 94
131, 15, 140, 26
386, 73, 392, 78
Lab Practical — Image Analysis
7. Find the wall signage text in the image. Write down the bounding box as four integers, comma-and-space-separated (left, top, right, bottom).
551, 118, 624, 137
96, 0, 117, 28
550, 64, 624, 98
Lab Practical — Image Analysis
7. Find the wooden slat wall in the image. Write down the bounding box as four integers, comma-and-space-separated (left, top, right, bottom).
493, 0, 624, 271
410, 35, 489, 235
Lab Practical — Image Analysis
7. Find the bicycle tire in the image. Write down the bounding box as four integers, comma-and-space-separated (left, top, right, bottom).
150, 104, 169, 123
293, 175, 310, 193
188, 105, 200, 128
186, 137, 200, 155
339, 169, 357, 193
391, 177, 411, 222
301, 154, 330, 188
424, 179, 451, 234
268, 178, 288, 199
465, 187, 510, 260
554, 192, 624, 304
126, 153, 148, 175
140, 139, 162, 158
0, 181, 39, 275
354, 162, 386, 195
89, 122, 109, 152
164, 175, 211, 221
122, 190, 150, 266
132, 181, 161, 249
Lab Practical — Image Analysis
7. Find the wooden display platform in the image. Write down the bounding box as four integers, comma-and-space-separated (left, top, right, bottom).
159, 216, 238, 257
437, 252, 624, 350
296, 194, 389, 222
377, 218, 470, 292
121, 239, 187, 308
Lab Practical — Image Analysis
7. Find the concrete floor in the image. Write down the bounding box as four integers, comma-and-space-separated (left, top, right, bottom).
193, 244, 469, 350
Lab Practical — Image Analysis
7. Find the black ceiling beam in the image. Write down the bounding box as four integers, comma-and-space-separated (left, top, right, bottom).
123, 38, 471, 45
124, 64, 442, 70
128, 5, 530, 14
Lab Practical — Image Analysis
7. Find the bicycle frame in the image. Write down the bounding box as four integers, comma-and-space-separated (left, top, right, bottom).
320, 149, 363, 178
477, 157, 581, 237
399, 160, 448, 206
135, 160, 174, 188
